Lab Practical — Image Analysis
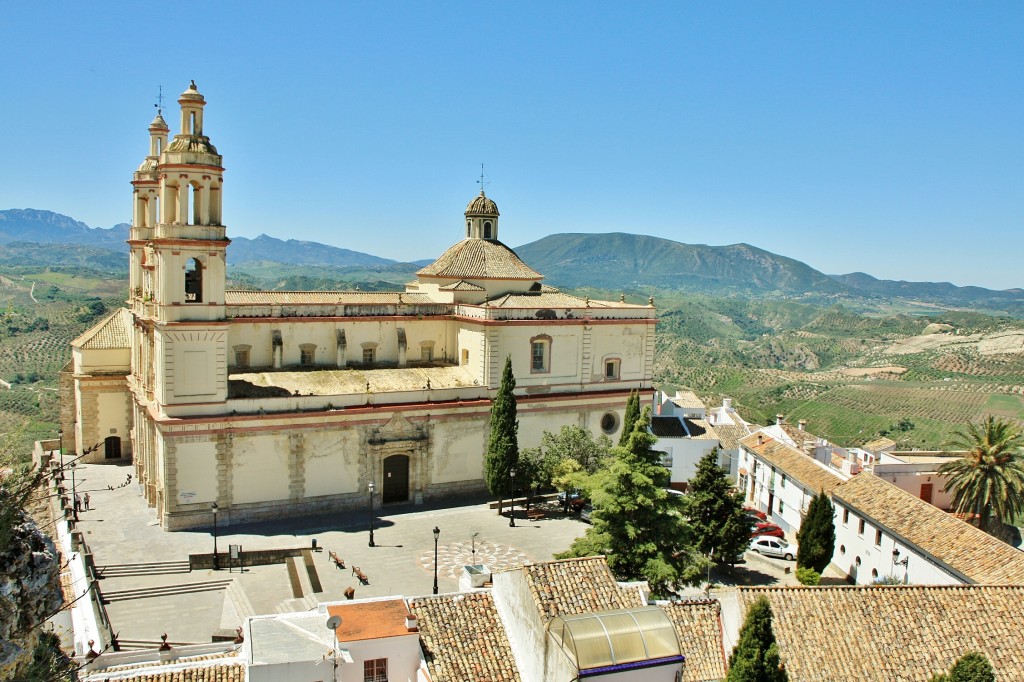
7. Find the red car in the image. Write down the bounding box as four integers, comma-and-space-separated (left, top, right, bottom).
743, 507, 768, 521
751, 522, 785, 538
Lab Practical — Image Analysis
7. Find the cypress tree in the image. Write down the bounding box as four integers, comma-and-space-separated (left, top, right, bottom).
485, 356, 519, 515
685, 448, 751, 565
727, 596, 788, 682
795, 490, 836, 573
619, 389, 641, 446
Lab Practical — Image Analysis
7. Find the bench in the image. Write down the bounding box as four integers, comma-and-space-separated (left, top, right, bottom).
328, 551, 345, 569
352, 566, 369, 585
527, 509, 545, 521
344, 586, 355, 600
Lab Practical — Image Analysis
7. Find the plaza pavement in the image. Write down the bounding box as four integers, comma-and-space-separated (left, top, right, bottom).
70, 459, 797, 648
70, 459, 589, 646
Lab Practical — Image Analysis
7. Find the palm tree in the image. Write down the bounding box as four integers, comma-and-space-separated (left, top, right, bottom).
939, 416, 1024, 533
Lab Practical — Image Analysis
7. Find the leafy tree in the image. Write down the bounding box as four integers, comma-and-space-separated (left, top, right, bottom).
796, 490, 835, 573
795, 567, 820, 585
930, 652, 995, 682
939, 416, 1024, 534
684, 448, 751, 565
534, 425, 612, 512
619, 389, 641, 446
518, 445, 557, 509
484, 356, 519, 515
558, 407, 706, 595
727, 596, 788, 682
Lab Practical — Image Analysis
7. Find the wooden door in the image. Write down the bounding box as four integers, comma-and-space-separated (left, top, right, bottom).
382, 455, 410, 504
920, 483, 933, 504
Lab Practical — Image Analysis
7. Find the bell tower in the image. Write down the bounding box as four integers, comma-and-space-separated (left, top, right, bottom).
464, 191, 500, 240
128, 81, 230, 413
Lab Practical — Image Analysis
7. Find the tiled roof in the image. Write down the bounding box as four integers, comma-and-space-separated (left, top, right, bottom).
739, 434, 844, 495
778, 423, 826, 448
832, 472, 1024, 584
81, 659, 244, 681
439, 280, 485, 291
683, 418, 717, 440
225, 290, 436, 305
670, 391, 705, 409
714, 423, 755, 451
409, 592, 521, 682
71, 308, 132, 350
417, 239, 543, 281
651, 417, 688, 438
486, 291, 648, 309
737, 585, 1024, 681
327, 598, 411, 641
659, 600, 728, 682
522, 556, 646, 620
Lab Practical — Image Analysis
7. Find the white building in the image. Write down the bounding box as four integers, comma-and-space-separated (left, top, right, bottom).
831, 471, 1024, 586
650, 390, 719, 490
870, 450, 960, 509
706, 397, 759, 479
63, 82, 657, 530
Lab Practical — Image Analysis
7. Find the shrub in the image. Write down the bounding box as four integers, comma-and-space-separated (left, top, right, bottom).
795, 567, 820, 585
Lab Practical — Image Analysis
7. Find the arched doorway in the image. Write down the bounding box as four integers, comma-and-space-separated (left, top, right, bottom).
104, 436, 121, 459
382, 454, 410, 504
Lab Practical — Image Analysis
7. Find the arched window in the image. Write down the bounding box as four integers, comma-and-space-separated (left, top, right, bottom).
467, 220, 472, 238
483, 221, 492, 239
185, 258, 203, 302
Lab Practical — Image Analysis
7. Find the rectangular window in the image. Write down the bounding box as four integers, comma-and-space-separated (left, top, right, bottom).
235, 349, 250, 368
604, 359, 620, 379
531, 341, 549, 373
363, 347, 375, 364
364, 658, 387, 682
875, 529, 883, 546
461, 349, 469, 365
778, 500, 784, 514
843, 508, 850, 525
421, 346, 433, 362
780, 475, 786, 489
858, 518, 865, 536
300, 348, 314, 366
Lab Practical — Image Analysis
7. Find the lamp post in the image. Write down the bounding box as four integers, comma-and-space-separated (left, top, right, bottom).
211, 502, 220, 570
472, 532, 479, 565
508, 469, 516, 527
432, 526, 440, 595
69, 461, 78, 521
368, 481, 376, 547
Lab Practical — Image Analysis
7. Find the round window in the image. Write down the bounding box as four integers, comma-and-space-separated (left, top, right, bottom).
600, 412, 619, 435
871, 568, 879, 580
855, 556, 862, 566
839, 544, 846, 555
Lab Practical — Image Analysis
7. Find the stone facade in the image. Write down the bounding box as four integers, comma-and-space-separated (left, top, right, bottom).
67, 83, 657, 530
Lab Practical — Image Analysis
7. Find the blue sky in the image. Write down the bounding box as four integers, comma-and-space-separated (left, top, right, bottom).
2, 2, 1021, 288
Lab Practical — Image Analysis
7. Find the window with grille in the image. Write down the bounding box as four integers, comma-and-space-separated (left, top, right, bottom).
530, 335, 551, 373
300, 346, 315, 366
364, 658, 387, 682
363, 347, 375, 364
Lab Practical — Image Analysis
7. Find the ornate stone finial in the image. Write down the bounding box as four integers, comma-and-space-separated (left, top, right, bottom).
620, 293, 625, 302
190, 79, 197, 89
648, 296, 655, 306
233, 626, 244, 644
159, 633, 171, 651
585, 296, 590, 307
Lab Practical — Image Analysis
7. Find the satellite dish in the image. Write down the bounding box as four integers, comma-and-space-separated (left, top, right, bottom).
326, 615, 342, 631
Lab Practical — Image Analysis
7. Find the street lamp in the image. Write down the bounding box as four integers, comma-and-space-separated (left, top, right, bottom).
432, 526, 440, 595
508, 469, 516, 527
211, 502, 220, 570
368, 481, 376, 547
69, 461, 78, 521
472, 532, 479, 565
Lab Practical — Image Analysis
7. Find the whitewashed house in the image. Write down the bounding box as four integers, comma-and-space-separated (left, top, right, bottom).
870, 450, 960, 509
651, 390, 719, 490
706, 397, 760, 479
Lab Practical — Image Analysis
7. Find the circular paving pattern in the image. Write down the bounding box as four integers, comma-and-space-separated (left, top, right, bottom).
418, 540, 532, 580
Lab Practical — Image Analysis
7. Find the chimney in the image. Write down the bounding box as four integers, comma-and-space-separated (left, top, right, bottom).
798, 419, 807, 431
776, 414, 784, 426
405, 614, 419, 632
757, 434, 764, 446
723, 398, 732, 410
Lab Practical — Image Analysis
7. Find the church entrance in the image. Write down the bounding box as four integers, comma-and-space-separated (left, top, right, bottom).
382, 454, 410, 504
104, 436, 121, 459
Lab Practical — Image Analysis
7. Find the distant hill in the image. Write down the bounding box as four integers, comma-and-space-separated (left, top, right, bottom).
2, 209, 1023, 314
514, 233, 845, 295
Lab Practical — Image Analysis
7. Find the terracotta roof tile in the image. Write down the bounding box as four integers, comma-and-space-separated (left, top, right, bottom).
82, 658, 245, 681
439, 280, 485, 291
714, 423, 753, 451
832, 472, 1024, 584
409, 592, 521, 682
522, 556, 646, 620
327, 598, 411, 640
739, 434, 844, 495
737, 585, 1024, 681
683, 418, 717, 440
417, 239, 542, 281
660, 600, 728, 682
71, 308, 132, 350
864, 436, 897, 451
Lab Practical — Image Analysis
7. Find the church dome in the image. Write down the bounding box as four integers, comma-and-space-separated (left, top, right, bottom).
465, 191, 499, 217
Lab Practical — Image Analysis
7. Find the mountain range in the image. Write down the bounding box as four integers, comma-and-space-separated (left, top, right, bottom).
2, 208, 1021, 314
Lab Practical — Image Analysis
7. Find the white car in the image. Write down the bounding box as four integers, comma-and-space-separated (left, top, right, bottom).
749, 536, 798, 560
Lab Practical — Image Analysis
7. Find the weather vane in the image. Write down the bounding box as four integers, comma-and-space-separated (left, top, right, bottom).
154, 85, 164, 115
477, 163, 490, 194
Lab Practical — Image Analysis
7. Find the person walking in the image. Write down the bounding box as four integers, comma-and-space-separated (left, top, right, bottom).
83, 493, 91, 511
74, 493, 81, 514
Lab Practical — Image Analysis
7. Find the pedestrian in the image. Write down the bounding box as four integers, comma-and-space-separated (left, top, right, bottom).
74, 493, 81, 513
83, 493, 91, 511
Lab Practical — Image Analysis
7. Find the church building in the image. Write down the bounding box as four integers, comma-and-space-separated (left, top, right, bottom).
64, 82, 656, 530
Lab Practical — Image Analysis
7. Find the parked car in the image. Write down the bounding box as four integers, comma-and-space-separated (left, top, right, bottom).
749, 536, 798, 560
743, 507, 768, 521
751, 522, 785, 538
557, 490, 587, 512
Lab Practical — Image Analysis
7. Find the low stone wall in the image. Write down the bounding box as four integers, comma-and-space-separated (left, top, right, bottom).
188, 546, 314, 571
